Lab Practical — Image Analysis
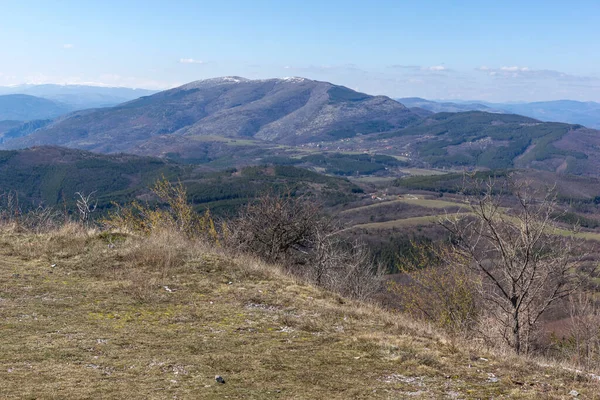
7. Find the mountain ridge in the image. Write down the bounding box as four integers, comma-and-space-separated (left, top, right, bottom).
398, 97, 600, 129
2, 77, 420, 151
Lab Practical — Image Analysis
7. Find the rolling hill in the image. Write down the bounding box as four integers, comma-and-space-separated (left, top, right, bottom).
0, 146, 361, 215
0, 94, 72, 121
398, 97, 600, 129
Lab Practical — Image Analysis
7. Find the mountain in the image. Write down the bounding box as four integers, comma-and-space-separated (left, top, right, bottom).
1, 77, 421, 153
0, 94, 71, 121
499, 100, 600, 129
3, 77, 600, 178
398, 97, 600, 129
0, 84, 158, 110
397, 97, 505, 114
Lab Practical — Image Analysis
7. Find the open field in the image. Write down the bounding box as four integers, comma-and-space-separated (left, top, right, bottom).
399, 168, 450, 176
347, 210, 600, 242
1, 229, 599, 399
340, 198, 467, 219
348, 215, 444, 230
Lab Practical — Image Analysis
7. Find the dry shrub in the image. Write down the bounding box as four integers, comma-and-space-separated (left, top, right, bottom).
19, 206, 65, 234
227, 191, 323, 263
0, 189, 66, 234
549, 292, 600, 372
390, 243, 481, 338
313, 239, 385, 301
229, 191, 384, 300
103, 177, 221, 243
124, 229, 190, 276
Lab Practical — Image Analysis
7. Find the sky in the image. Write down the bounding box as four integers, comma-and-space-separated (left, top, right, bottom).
1, 0, 599, 102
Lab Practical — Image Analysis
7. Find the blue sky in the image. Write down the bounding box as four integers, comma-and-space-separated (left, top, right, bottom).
1, 0, 599, 101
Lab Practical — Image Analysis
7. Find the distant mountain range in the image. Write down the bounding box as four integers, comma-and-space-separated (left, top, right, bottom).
0, 84, 158, 110
398, 97, 600, 129
1, 77, 600, 177
0, 94, 71, 121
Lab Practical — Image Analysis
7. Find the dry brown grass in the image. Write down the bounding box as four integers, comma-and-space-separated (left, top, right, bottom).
1, 227, 599, 399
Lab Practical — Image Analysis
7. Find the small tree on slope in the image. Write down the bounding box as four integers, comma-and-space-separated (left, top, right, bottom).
443, 177, 586, 354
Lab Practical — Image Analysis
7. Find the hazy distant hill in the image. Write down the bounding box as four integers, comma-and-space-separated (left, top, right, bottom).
0, 120, 23, 134
0, 84, 158, 110
499, 100, 600, 129
3, 77, 420, 152
398, 97, 600, 129
398, 97, 505, 114
0, 94, 71, 121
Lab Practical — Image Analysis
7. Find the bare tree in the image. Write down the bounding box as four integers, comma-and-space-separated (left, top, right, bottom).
75, 191, 98, 224
443, 177, 585, 354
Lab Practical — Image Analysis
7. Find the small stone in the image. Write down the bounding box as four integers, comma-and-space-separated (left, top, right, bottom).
215, 375, 225, 384
569, 390, 579, 397
487, 373, 499, 383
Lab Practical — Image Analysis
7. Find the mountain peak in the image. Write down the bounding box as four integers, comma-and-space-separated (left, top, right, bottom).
178, 76, 317, 91
179, 76, 251, 89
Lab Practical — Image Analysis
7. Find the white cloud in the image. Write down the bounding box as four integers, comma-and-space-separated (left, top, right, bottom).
500, 66, 530, 72
16, 73, 177, 90
477, 66, 596, 82
179, 58, 204, 64
63, 44, 74, 49
422, 65, 446, 71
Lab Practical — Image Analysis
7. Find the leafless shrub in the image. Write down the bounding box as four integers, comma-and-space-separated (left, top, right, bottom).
390, 243, 481, 338
552, 292, 600, 371
75, 191, 98, 225
328, 242, 386, 301
228, 191, 324, 263
20, 206, 64, 233
0, 190, 21, 228
229, 191, 383, 299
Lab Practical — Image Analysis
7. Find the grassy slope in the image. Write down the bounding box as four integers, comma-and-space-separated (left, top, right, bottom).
1, 229, 599, 399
